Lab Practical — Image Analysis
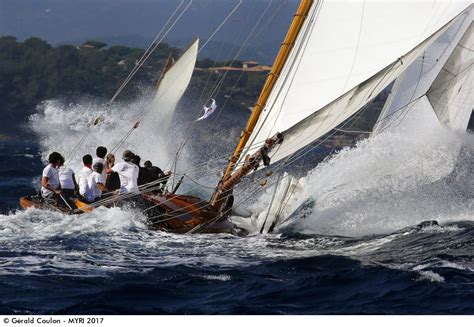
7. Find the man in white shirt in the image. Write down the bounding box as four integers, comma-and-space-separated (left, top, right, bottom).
108, 150, 139, 194
85, 162, 108, 203
41, 152, 62, 199
78, 154, 93, 199
58, 156, 78, 199
92, 146, 108, 184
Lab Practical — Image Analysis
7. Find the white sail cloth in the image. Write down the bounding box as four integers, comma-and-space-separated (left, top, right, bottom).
373, 7, 473, 134
237, 1, 472, 169
196, 99, 217, 121
429, 23, 474, 131
149, 38, 199, 130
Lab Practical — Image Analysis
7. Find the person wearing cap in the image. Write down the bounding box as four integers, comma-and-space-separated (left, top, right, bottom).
85, 162, 108, 203
107, 150, 139, 194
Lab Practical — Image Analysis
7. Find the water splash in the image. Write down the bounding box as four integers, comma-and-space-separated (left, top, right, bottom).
243, 106, 474, 237
28, 95, 189, 173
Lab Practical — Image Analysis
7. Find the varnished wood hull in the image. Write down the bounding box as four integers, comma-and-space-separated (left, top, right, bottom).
19, 193, 235, 234
142, 193, 234, 234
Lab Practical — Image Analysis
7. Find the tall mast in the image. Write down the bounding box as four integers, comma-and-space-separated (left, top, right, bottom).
210, 0, 314, 209
221, 0, 314, 181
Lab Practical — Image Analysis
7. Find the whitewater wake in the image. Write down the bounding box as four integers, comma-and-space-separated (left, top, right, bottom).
237, 106, 474, 237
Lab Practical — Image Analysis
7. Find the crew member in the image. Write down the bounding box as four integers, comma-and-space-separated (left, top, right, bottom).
131, 155, 146, 185
93, 146, 108, 184
78, 154, 93, 198
85, 162, 108, 203
107, 150, 139, 194
105, 153, 120, 191
141, 160, 171, 190
41, 152, 62, 201
58, 156, 78, 200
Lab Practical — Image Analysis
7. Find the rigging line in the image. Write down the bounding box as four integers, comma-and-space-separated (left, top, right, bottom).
237, 0, 321, 165
212, 0, 286, 122
380, 53, 427, 132
274, 100, 375, 217
193, 0, 250, 110
260, 172, 282, 233
269, 95, 376, 174
169, 0, 278, 173
112, 0, 245, 161
341, 0, 366, 93
187, 171, 287, 234
333, 128, 371, 134
450, 65, 474, 123
197, 0, 244, 54
187, 0, 272, 119
108, 0, 186, 104
376, 63, 474, 134
272, 51, 403, 163
209, 0, 275, 99
59, 1, 191, 169
146, 161, 291, 224
109, 0, 193, 105
195, 43, 229, 106
108, 1, 197, 155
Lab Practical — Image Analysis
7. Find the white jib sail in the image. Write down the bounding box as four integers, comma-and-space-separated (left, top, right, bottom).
149, 38, 199, 130
373, 7, 473, 134
236, 1, 472, 168
428, 23, 474, 131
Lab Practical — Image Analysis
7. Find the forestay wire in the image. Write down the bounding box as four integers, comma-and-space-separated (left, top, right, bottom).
109, 0, 245, 157
63, 0, 193, 165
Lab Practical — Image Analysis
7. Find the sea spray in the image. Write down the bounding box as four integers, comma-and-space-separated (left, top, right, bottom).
28, 94, 189, 174
243, 105, 474, 237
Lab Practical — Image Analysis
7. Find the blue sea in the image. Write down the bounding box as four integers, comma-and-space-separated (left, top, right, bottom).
0, 139, 473, 315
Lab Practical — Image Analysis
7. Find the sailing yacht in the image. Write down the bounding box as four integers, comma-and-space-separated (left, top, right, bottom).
142, 0, 474, 234
20, 0, 474, 235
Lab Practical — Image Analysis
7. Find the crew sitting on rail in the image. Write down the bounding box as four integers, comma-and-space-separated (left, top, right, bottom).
139, 160, 171, 191
58, 155, 78, 199
85, 162, 109, 203
105, 153, 120, 192
41, 152, 63, 202
78, 154, 93, 199
93, 146, 108, 184
131, 155, 144, 185
105, 150, 139, 194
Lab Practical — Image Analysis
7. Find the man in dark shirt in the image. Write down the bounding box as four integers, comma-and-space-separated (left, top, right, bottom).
140, 160, 170, 191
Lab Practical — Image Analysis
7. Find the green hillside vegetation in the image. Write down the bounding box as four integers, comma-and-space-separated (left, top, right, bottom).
0, 36, 172, 133
2, 36, 465, 142
0, 36, 272, 136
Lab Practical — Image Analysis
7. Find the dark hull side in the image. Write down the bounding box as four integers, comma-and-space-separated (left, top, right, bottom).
19, 193, 235, 234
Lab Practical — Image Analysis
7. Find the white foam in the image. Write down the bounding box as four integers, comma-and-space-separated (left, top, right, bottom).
28, 95, 189, 173
245, 107, 474, 237
417, 270, 445, 283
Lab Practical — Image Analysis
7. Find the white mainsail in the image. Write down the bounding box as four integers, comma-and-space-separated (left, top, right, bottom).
149, 38, 199, 130
236, 1, 472, 168
373, 8, 473, 134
